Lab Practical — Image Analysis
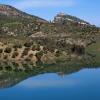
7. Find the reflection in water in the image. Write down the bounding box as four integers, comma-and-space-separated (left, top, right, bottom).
18, 74, 78, 89
0, 68, 100, 100
0, 61, 99, 89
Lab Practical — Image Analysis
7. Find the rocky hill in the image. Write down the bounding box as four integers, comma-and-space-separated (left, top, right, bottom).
0, 4, 99, 37
53, 12, 90, 25
0, 4, 100, 67
0, 4, 48, 36
0, 4, 47, 21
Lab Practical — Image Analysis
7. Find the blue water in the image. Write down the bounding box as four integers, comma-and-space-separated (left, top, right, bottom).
0, 68, 100, 100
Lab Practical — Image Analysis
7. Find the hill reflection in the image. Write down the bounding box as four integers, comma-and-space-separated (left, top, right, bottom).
0, 61, 99, 89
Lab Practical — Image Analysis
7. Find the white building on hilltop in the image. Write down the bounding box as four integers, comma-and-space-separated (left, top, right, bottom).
53, 12, 66, 23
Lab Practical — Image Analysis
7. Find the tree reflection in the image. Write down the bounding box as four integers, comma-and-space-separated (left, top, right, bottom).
0, 61, 99, 89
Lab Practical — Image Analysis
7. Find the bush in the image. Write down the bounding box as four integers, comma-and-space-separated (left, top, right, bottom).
29, 54, 33, 58
13, 44, 22, 49
5, 65, 12, 71
31, 45, 36, 51
43, 46, 48, 51
4, 47, 12, 53
55, 50, 61, 57
48, 47, 55, 53
24, 58, 31, 62
31, 45, 40, 51
12, 52, 19, 58
71, 44, 85, 55
14, 48, 18, 51
21, 48, 29, 57
35, 51, 43, 61
4, 55, 8, 59
24, 47, 30, 51
24, 42, 33, 47
43, 46, 48, 54
35, 45, 41, 51
12, 62, 19, 67
0, 49, 3, 53
0, 66, 3, 71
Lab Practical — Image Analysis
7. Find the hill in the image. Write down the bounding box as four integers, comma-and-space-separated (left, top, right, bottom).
0, 4, 100, 67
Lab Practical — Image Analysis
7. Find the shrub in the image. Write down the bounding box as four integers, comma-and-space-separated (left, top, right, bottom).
13, 44, 22, 49
31, 45, 36, 51
21, 48, 29, 57
0, 49, 3, 53
12, 52, 19, 58
4, 47, 12, 53
32, 44, 40, 51
4, 55, 8, 59
55, 50, 61, 57
48, 47, 55, 53
5, 65, 12, 71
24, 58, 31, 62
29, 54, 33, 58
35, 45, 41, 51
71, 44, 85, 55
12, 62, 19, 67
43, 46, 48, 54
14, 48, 18, 51
22, 50, 28, 56
24, 42, 33, 47
0, 66, 3, 71
35, 51, 43, 61
24, 47, 30, 51
43, 46, 48, 51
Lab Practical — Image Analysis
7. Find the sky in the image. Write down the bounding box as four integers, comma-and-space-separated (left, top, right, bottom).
0, 0, 100, 26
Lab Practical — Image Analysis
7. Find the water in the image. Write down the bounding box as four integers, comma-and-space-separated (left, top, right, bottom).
0, 68, 100, 100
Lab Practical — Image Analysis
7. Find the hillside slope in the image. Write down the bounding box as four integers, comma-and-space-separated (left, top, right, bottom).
0, 4, 100, 67
0, 4, 48, 36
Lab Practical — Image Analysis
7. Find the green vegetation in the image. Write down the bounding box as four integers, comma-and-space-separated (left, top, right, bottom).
13, 43, 22, 49
35, 51, 43, 61
12, 51, 19, 58
0, 59, 100, 89
24, 42, 33, 47
0, 49, 3, 53
4, 47, 12, 53
0, 4, 99, 71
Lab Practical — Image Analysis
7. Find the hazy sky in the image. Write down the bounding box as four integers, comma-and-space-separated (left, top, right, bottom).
0, 0, 100, 26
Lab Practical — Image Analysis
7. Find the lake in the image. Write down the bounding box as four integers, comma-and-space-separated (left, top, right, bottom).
0, 68, 100, 100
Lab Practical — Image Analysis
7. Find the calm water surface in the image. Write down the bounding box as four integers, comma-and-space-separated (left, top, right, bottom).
0, 68, 100, 100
